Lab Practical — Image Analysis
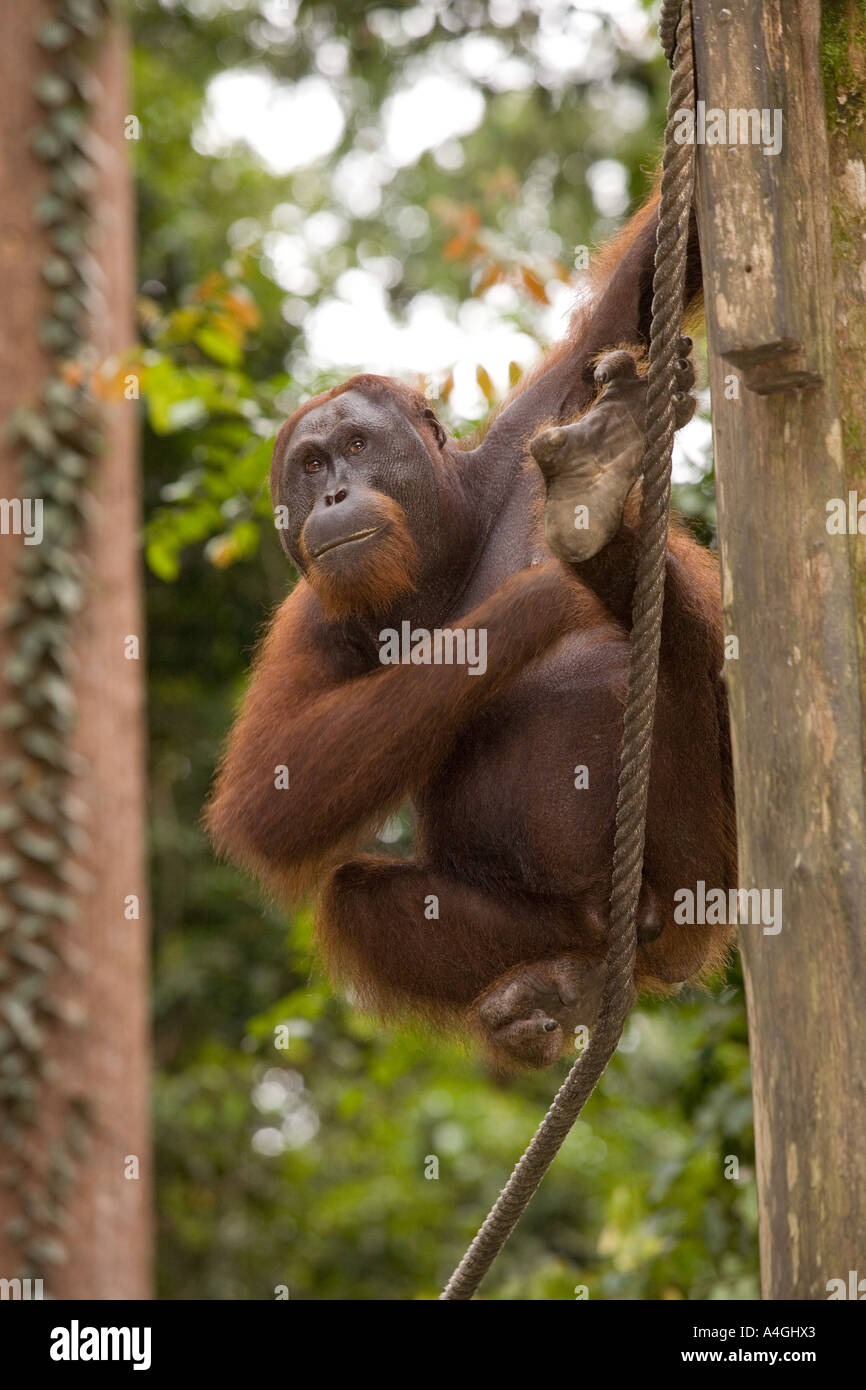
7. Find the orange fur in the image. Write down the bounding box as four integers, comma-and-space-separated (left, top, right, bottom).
299, 493, 421, 621
206, 190, 734, 1069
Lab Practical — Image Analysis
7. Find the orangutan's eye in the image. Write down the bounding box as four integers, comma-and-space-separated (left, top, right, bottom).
347, 436, 366, 455
304, 458, 323, 474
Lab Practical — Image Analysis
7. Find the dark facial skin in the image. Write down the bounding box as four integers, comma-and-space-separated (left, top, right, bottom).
271, 389, 444, 580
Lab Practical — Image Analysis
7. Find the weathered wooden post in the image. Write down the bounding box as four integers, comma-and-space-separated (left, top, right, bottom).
691, 0, 866, 1298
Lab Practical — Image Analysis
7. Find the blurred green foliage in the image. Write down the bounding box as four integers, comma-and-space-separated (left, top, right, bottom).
133, 0, 756, 1299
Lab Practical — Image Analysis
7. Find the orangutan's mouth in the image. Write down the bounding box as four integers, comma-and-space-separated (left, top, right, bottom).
311, 527, 379, 559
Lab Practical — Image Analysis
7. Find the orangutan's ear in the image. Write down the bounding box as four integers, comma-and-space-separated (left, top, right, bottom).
423, 406, 447, 450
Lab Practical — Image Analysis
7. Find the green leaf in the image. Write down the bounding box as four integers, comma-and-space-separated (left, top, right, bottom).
194, 326, 242, 367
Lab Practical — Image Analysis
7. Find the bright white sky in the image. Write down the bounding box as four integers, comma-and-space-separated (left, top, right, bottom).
193, 0, 707, 478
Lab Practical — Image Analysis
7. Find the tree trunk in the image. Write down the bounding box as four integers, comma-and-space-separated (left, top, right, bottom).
692, 0, 866, 1299
824, 1, 866, 750
0, 1, 150, 1299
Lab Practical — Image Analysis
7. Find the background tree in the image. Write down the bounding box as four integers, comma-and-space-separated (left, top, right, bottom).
0, 0, 149, 1297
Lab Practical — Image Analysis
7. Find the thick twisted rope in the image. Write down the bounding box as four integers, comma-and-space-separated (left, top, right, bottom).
439, 0, 695, 1302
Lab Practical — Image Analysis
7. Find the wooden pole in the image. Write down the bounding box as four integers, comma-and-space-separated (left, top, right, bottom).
692, 0, 866, 1299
